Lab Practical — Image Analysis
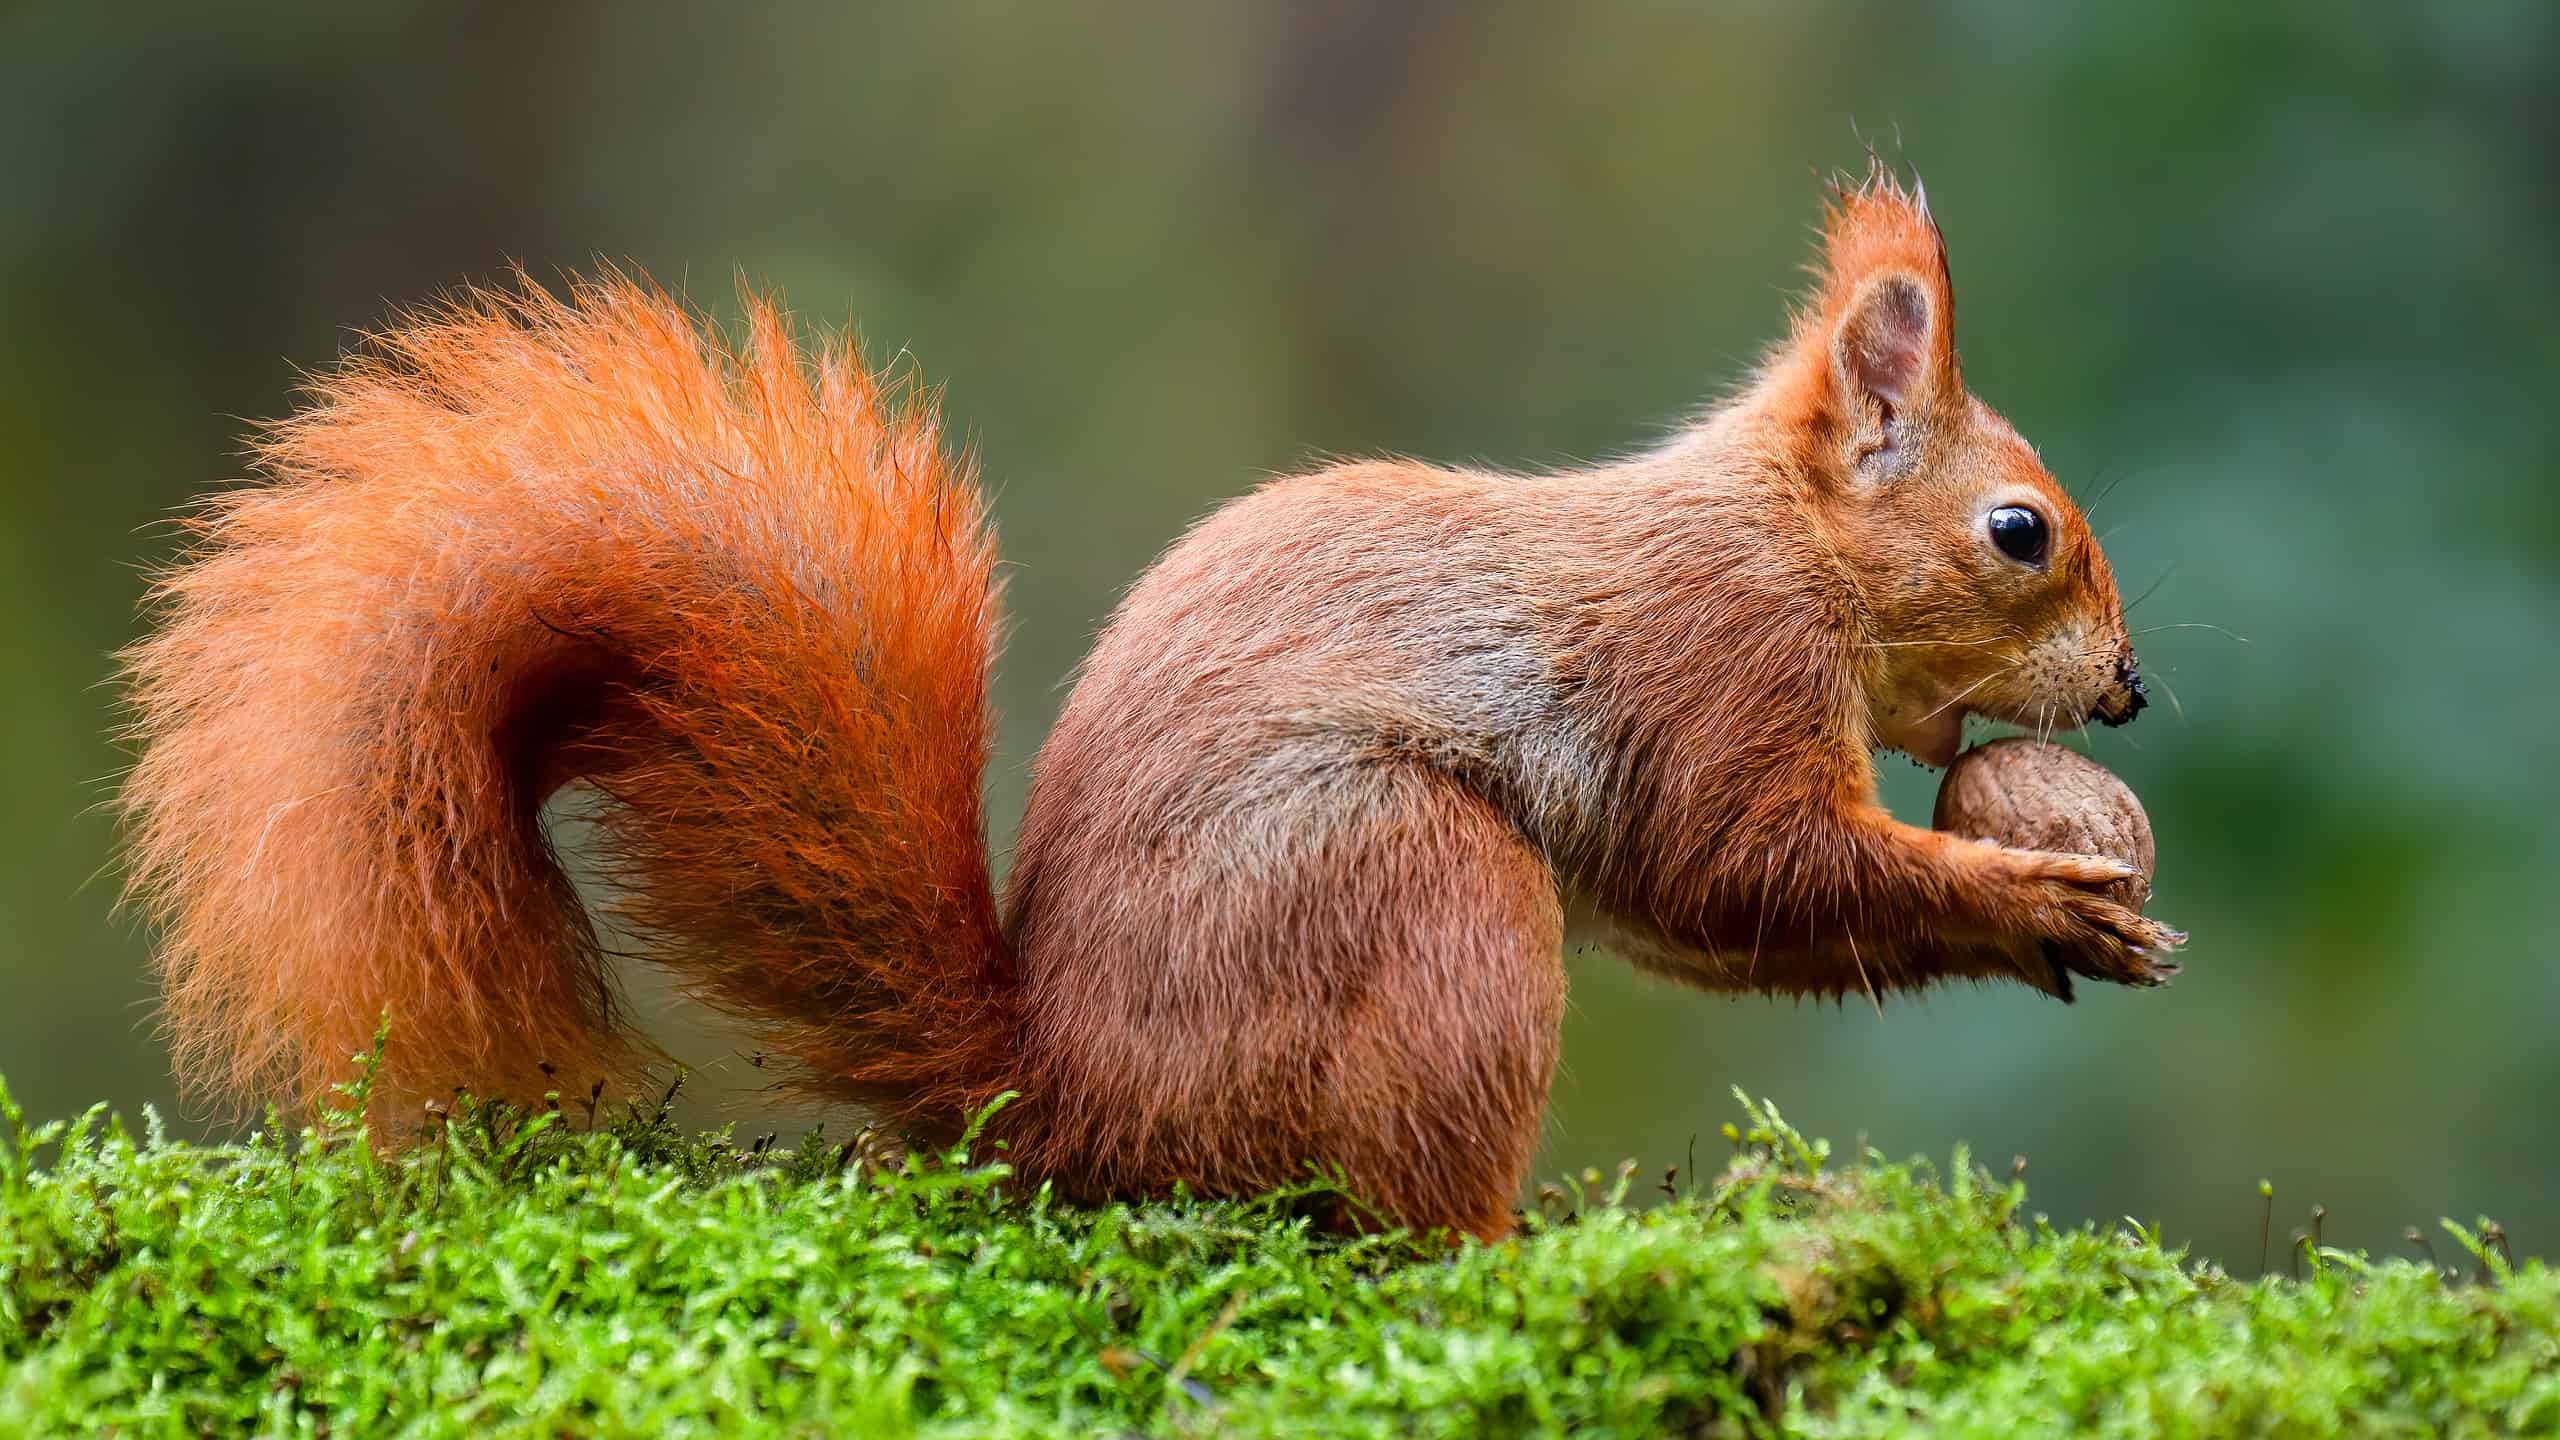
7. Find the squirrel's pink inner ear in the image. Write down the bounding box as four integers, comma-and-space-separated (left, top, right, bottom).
1834, 273, 1934, 412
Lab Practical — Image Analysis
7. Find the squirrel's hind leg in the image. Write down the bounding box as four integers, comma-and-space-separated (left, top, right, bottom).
1009, 771, 1565, 1241
1294, 777, 1566, 1242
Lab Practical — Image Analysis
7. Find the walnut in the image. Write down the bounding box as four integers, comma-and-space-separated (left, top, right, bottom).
1933, 738, 2154, 909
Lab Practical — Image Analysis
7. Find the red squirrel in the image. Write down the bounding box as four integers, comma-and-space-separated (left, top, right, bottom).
120, 168, 2180, 1239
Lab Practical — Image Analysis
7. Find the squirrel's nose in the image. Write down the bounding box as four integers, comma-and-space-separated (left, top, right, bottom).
2091, 656, 2148, 728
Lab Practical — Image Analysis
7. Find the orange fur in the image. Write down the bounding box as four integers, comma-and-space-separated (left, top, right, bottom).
122, 169, 2180, 1239
121, 276, 1012, 1133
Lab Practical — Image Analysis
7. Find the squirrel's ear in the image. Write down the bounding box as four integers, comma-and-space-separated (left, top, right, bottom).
1832, 272, 1941, 418
1797, 171, 1963, 473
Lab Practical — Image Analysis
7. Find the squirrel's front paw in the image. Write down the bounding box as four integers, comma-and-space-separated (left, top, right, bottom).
1997, 850, 2186, 995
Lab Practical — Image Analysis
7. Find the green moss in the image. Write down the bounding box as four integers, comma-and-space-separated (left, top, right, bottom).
1, 1068, 2550, 1438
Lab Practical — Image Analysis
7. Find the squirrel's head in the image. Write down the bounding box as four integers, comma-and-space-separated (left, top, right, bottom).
1762, 166, 2144, 767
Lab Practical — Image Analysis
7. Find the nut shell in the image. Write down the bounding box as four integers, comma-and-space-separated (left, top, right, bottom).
1932, 738, 2154, 909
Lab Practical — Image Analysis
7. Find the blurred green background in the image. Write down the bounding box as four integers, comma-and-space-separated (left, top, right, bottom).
4, 1, 2554, 1267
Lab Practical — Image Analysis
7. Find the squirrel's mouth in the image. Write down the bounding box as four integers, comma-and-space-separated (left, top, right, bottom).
1881, 678, 2115, 770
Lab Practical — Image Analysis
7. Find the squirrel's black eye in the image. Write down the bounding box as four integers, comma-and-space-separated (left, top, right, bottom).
1986, 505, 2049, 565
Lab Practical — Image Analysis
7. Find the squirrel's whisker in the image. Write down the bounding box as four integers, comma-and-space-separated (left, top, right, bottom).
2121, 566, 2177, 617
1917, 667, 2010, 726
2128, 621, 2250, 643
2145, 668, 2188, 722
1859, 636, 2010, 653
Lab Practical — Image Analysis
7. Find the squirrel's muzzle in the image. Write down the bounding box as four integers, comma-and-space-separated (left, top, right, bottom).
2091, 655, 2148, 728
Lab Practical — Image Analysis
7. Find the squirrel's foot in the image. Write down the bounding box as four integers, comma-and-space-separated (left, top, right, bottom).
1991, 849, 2186, 995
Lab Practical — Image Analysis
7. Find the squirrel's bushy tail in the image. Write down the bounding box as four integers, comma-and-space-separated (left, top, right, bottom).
120, 274, 1015, 1133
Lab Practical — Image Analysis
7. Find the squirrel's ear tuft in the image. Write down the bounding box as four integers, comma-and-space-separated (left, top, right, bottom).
1805, 166, 1961, 424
